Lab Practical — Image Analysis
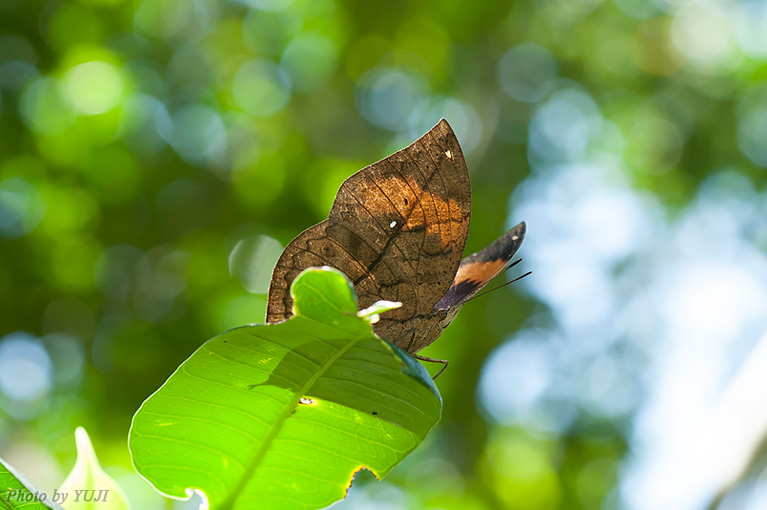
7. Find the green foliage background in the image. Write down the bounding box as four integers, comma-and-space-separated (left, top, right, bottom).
1, 0, 766, 508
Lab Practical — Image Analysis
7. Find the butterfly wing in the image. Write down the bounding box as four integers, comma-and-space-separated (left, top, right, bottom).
266, 120, 472, 341
434, 221, 526, 310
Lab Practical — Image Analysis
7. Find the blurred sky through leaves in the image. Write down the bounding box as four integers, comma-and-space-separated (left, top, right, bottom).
1, 0, 767, 509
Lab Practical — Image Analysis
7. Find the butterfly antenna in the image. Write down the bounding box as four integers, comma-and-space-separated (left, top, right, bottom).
503, 258, 523, 272
465, 269, 532, 303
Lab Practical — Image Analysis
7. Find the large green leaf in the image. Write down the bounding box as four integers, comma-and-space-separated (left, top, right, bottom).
129, 267, 442, 510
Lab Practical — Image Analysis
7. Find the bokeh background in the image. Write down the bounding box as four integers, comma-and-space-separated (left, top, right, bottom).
2, 0, 767, 508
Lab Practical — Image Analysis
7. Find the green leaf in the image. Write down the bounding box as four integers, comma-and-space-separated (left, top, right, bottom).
0, 457, 65, 510
129, 267, 441, 510
59, 427, 131, 510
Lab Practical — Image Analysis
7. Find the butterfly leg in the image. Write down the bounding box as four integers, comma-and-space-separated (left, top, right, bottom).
412, 354, 449, 379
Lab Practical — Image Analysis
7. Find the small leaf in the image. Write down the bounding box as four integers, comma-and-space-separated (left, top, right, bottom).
0, 457, 65, 510
59, 427, 131, 510
357, 300, 402, 322
129, 267, 441, 510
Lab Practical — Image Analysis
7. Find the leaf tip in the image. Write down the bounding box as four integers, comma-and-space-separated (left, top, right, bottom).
62, 427, 132, 510
72, 426, 100, 471
290, 267, 359, 318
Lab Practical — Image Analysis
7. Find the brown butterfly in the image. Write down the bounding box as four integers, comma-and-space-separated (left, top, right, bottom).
266, 119, 526, 375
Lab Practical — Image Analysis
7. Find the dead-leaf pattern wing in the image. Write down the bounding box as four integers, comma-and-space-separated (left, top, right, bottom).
266, 119, 471, 342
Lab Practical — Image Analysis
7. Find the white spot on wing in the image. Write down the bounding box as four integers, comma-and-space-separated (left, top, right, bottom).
512, 235, 519, 241
390, 220, 397, 228
445, 150, 453, 159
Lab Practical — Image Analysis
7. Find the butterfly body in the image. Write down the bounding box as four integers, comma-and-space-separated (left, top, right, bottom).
267, 119, 525, 357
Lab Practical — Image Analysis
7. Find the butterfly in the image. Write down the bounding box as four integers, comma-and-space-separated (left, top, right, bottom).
266, 119, 526, 375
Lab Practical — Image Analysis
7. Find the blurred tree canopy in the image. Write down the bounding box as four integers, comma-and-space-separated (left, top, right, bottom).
1, 0, 767, 509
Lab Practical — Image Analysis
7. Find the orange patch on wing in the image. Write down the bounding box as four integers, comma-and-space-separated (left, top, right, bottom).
454, 258, 508, 285
371, 175, 466, 249
417, 194, 468, 249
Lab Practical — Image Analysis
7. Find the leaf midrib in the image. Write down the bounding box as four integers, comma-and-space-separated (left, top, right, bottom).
219, 321, 369, 510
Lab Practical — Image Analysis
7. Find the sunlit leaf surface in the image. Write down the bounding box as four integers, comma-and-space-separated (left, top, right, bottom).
129, 268, 441, 509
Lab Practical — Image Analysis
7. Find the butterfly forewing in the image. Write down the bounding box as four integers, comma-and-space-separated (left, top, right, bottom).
266, 120, 472, 334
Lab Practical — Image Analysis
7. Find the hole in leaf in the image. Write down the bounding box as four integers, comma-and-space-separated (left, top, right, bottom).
345, 466, 379, 495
